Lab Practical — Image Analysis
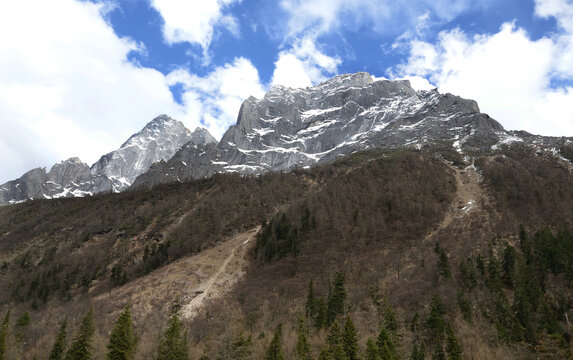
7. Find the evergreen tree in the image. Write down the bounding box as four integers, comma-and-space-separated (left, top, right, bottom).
426, 295, 446, 345
327, 272, 346, 326
437, 250, 451, 279
318, 348, 333, 360
264, 324, 284, 360
431, 346, 445, 360
216, 334, 252, 360
296, 318, 312, 360
49, 319, 68, 360
326, 322, 345, 360
519, 225, 531, 264
64, 307, 95, 360
365, 338, 380, 360
409, 342, 425, 360
456, 291, 472, 323
15, 311, 30, 328
342, 316, 359, 360
382, 298, 398, 333
106, 306, 137, 360
376, 326, 396, 360
0, 310, 10, 360
445, 323, 462, 360
156, 314, 188, 360
306, 279, 316, 319
314, 298, 327, 329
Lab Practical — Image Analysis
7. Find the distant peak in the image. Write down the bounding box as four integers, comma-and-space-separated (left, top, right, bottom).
146, 114, 176, 128
316, 72, 373, 89
60, 157, 84, 164
190, 127, 217, 145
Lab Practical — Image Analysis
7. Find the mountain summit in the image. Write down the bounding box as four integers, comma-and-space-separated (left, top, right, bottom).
2, 72, 571, 204
134, 72, 568, 188
0, 116, 216, 205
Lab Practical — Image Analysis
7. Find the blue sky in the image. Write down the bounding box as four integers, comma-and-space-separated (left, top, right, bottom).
1, 0, 573, 184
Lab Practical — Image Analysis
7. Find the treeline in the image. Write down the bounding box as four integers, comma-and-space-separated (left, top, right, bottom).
0, 305, 188, 360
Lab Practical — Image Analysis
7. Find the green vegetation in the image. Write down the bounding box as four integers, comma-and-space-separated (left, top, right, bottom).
64, 308, 95, 360
106, 306, 136, 360
264, 324, 284, 360
49, 319, 68, 360
156, 314, 188, 360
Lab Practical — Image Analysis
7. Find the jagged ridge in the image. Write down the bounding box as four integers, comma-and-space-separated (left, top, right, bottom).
133, 72, 571, 189
0, 116, 216, 205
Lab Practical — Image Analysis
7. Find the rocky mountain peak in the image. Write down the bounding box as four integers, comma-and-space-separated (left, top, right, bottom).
190, 127, 218, 146
132, 72, 571, 190
0, 115, 218, 205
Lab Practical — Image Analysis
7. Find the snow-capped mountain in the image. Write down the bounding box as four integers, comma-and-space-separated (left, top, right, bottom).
90, 114, 205, 193
2, 72, 571, 204
133, 72, 571, 189
0, 115, 216, 205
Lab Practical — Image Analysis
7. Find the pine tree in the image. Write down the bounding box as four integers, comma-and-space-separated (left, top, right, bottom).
427, 295, 446, 345
318, 347, 333, 360
64, 307, 95, 360
156, 314, 188, 360
342, 316, 359, 360
217, 333, 252, 360
327, 272, 346, 326
306, 280, 316, 319
49, 319, 68, 360
409, 342, 425, 360
382, 298, 398, 333
431, 346, 445, 360
365, 338, 381, 360
296, 318, 312, 360
14, 310, 30, 342
445, 323, 462, 360
376, 326, 396, 360
106, 306, 137, 360
314, 298, 327, 329
0, 310, 10, 360
437, 250, 451, 279
326, 321, 345, 360
264, 324, 284, 360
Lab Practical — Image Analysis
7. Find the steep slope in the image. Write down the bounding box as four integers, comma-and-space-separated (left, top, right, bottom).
0, 147, 572, 359
0, 115, 216, 205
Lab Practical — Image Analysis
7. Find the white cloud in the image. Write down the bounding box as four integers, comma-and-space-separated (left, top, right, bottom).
0, 0, 261, 184
150, 0, 241, 56
399, 76, 435, 91
278, 0, 490, 39
393, 10, 573, 136
271, 36, 341, 88
167, 58, 265, 139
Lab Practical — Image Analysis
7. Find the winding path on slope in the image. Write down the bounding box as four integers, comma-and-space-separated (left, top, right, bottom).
180, 226, 259, 319
94, 226, 259, 322
424, 160, 484, 243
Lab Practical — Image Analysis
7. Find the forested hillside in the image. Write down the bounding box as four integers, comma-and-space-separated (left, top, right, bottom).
0, 146, 572, 359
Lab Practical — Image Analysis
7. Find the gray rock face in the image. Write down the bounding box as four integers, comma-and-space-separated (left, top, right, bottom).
0, 158, 92, 204
0, 116, 216, 205
3, 72, 571, 203
133, 72, 535, 188
90, 114, 201, 193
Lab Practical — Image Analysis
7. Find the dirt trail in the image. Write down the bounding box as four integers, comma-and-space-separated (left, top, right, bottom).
180, 226, 259, 319
424, 161, 484, 242
94, 226, 259, 321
